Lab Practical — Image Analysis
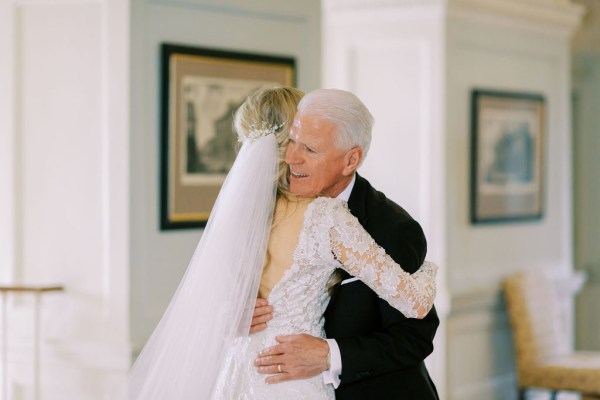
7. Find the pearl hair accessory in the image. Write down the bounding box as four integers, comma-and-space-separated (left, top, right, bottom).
244, 121, 285, 141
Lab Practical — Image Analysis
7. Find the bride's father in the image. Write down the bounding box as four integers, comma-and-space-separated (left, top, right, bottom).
253, 89, 439, 399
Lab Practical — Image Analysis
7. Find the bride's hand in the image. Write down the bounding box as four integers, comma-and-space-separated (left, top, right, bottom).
249, 298, 273, 334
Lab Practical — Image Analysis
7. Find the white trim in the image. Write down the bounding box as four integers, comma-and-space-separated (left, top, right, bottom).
15, 0, 101, 5
340, 277, 359, 285
448, 0, 585, 31
0, 1, 16, 284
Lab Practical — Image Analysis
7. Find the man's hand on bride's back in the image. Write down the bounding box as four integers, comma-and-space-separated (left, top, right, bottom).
254, 334, 329, 383
250, 298, 273, 334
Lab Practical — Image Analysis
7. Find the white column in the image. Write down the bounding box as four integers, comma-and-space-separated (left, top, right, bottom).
322, 1, 449, 394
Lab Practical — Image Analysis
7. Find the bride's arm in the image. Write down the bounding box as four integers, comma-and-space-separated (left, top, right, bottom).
329, 206, 437, 319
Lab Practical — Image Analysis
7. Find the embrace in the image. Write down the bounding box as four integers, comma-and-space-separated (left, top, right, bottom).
118, 87, 440, 399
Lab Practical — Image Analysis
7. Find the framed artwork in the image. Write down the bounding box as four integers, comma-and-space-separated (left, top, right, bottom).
470, 89, 546, 224
160, 44, 295, 230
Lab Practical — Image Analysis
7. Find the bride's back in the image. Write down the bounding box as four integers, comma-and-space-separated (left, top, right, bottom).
259, 196, 312, 298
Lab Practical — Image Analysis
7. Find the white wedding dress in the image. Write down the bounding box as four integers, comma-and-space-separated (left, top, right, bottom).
211, 196, 437, 400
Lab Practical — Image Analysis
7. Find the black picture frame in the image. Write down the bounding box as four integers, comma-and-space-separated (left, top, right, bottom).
470, 89, 546, 224
160, 44, 295, 230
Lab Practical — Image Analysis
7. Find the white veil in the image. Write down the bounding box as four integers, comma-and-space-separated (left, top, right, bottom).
116, 133, 279, 399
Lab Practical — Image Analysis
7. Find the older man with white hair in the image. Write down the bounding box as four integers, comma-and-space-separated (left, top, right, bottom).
253, 89, 440, 400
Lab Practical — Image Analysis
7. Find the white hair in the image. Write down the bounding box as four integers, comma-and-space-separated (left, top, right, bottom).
296, 89, 374, 160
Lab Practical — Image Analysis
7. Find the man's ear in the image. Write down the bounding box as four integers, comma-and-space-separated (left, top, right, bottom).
342, 147, 363, 176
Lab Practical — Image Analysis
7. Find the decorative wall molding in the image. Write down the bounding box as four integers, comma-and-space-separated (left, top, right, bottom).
447, 291, 515, 400
448, 0, 585, 31
4, 340, 129, 370
450, 373, 516, 400
572, 0, 600, 53
147, 0, 311, 22
324, 0, 585, 32
15, 0, 102, 5
323, 0, 445, 22
450, 270, 587, 315
324, 0, 443, 10
450, 286, 504, 316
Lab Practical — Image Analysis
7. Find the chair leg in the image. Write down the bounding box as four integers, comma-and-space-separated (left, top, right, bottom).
549, 391, 558, 400
518, 388, 526, 400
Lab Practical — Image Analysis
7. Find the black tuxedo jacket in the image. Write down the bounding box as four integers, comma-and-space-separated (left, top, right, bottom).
324, 174, 439, 400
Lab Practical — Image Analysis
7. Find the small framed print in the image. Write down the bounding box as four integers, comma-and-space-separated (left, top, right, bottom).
160, 44, 295, 230
470, 89, 546, 224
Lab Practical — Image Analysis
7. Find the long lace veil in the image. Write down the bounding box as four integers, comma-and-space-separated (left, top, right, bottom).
115, 133, 279, 399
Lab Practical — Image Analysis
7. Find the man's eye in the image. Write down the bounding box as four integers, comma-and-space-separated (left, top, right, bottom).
304, 145, 316, 153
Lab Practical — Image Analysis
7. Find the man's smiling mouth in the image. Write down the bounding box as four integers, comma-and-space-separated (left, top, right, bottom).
290, 170, 308, 178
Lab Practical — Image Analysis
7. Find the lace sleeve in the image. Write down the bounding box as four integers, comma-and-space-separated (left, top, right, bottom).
327, 201, 437, 319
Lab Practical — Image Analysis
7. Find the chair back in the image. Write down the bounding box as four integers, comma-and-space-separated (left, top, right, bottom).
503, 272, 570, 376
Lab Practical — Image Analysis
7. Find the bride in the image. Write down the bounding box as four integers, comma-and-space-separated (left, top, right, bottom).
117, 87, 437, 399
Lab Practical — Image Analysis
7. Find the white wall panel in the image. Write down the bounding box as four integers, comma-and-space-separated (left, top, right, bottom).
1, 0, 130, 398
19, 3, 103, 288
447, 294, 515, 400
350, 41, 429, 219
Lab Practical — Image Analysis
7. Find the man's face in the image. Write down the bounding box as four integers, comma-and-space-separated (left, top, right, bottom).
285, 113, 358, 197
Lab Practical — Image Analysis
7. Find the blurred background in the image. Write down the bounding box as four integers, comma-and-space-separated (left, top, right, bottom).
0, 0, 598, 399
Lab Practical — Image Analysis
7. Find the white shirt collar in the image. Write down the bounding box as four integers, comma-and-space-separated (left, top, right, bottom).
336, 174, 356, 202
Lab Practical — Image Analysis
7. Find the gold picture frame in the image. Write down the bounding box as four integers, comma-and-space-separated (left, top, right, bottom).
160, 44, 295, 230
470, 90, 546, 224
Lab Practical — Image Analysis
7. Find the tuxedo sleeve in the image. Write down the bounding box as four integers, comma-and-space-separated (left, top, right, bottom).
335, 218, 440, 385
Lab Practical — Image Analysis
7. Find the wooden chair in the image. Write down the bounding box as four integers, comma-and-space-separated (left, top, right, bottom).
503, 272, 600, 400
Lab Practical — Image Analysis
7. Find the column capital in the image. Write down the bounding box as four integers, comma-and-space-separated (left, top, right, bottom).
448, 0, 585, 32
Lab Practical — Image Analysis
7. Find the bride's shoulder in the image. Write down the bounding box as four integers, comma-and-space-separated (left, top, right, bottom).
314, 196, 345, 206
312, 196, 349, 215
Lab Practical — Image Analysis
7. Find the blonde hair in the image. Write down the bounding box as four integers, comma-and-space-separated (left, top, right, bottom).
234, 86, 304, 198
235, 87, 344, 295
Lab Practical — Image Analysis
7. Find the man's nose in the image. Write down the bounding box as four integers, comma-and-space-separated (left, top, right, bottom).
285, 143, 300, 164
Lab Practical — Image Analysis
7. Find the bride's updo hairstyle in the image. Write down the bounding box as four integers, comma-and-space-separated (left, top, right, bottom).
234, 86, 304, 197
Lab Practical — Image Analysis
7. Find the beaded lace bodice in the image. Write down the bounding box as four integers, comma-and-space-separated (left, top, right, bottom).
212, 197, 437, 399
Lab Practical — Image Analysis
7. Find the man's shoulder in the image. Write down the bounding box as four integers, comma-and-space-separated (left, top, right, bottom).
351, 175, 414, 222
350, 175, 427, 272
